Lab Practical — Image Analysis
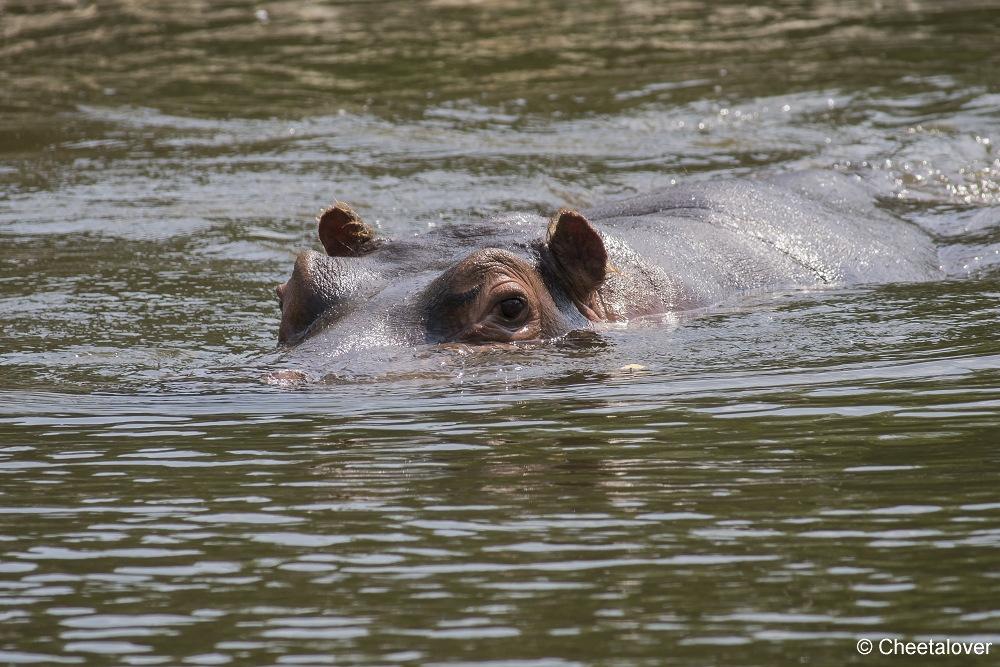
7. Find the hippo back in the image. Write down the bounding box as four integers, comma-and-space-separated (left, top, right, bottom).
582, 171, 941, 311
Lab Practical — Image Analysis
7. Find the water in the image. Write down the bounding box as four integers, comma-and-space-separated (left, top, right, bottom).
2, 1, 1000, 665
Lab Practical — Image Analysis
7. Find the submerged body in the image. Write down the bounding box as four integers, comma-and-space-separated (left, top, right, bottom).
276, 171, 941, 356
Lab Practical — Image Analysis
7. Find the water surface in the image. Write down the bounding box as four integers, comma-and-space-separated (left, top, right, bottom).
2, 1, 1000, 665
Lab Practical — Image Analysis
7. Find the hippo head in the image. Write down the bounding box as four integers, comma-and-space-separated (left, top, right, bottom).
275, 203, 613, 354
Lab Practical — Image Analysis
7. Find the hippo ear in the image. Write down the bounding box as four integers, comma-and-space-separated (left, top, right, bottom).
546, 207, 608, 319
317, 202, 376, 257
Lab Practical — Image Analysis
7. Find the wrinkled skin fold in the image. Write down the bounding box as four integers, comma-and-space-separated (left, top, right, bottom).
275, 172, 942, 356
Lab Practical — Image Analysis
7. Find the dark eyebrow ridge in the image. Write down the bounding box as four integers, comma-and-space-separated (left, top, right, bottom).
435, 283, 482, 311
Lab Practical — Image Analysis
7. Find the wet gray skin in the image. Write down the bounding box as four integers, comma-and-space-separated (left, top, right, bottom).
276, 171, 942, 356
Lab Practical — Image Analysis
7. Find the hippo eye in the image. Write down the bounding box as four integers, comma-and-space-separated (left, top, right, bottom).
498, 298, 525, 320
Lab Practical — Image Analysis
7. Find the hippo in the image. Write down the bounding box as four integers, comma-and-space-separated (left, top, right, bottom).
275, 171, 942, 356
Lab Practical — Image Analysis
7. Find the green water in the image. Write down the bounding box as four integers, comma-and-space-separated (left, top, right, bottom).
2, 1, 1000, 665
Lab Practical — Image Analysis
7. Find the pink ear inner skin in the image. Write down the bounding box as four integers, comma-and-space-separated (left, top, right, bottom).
317, 203, 375, 257
547, 208, 609, 319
